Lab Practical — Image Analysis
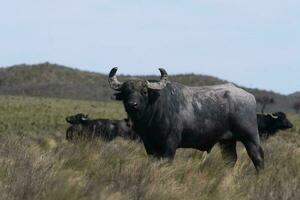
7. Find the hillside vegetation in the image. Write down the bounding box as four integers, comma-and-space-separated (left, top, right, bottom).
0, 95, 300, 200
0, 63, 298, 112
0, 63, 224, 102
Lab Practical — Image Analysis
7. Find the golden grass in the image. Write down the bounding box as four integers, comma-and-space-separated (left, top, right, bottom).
0, 95, 300, 200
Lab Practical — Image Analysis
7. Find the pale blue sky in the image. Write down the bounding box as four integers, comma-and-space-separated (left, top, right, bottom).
0, 0, 299, 94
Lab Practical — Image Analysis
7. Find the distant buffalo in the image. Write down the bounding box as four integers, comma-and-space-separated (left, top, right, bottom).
218, 112, 293, 162
65, 113, 138, 141
257, 112, 293, 139
108, 67, 264, 171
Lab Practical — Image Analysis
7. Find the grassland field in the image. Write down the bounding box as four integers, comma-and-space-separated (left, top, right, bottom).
0, 95, 300, 200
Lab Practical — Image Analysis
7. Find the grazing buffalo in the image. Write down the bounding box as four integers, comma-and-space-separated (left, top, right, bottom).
65, 113, 138, 141
257, 112, 293, 139
108, 67, 264, 171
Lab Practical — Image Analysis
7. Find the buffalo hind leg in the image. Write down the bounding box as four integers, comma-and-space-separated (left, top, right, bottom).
231, 116, 264, 172
242, 140, 264, 172
237, 130, 264, 171
219, 139, 237, 167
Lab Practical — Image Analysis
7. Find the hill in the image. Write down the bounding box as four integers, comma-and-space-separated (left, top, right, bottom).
290, 92, 300, 98
0, 63, 111, 101
0, 62, 298, 112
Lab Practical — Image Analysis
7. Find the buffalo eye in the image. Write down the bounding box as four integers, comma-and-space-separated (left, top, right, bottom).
141, 88, 148, 96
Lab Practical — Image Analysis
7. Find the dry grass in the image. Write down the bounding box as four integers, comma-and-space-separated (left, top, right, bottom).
0, 95, 300, 200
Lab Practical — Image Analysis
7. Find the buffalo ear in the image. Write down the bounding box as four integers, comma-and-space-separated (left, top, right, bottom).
66, 117, 72, 123
112, 93, 123, 101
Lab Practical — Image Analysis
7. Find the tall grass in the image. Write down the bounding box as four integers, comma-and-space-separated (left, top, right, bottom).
0, 95, 300, 200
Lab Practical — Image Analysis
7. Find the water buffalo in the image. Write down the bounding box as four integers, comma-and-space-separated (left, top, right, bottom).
65, 113, 138, 141
257, 112, 293, 139
108, 67, 264, 171
219, 112, 293, 162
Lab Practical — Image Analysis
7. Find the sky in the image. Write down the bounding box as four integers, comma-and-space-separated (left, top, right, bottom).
0, 0, 299, 95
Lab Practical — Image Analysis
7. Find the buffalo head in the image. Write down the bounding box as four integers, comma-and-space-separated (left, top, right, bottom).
66, 113, 89, 124
269, 112, 293, 130
108, 67, 168, 114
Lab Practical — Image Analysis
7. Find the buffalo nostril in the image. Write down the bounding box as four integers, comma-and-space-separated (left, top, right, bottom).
128, 102, 138, 108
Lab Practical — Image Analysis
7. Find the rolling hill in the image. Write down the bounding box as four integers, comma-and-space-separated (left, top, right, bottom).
0, 62, 298, 112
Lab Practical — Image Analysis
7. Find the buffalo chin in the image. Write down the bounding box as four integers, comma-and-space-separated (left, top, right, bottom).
125, 105, 141, 114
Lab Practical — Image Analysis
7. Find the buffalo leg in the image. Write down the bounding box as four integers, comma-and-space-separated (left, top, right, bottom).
240, 129, 264, 171
162, 145, 176, 159
219, 139, 237, 166
242, 140, 264, 171
143, 143, 176, 159
142, 137, 177, 159
233, 128, 264, 171
231, 113, 265, 171
66, 129, 73, 141
142, 141, 156, 156
162, 133, 180, 159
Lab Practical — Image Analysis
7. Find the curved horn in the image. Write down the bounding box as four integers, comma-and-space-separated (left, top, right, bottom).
146, 68, 168, 90
270, 113, 279, 119
81, 114, 89, 121
108, 67, 123, 91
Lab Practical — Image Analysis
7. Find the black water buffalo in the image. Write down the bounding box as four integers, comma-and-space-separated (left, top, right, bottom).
257, 112, 293, 139
65, 113, 138, 141
108, 67, 264, 171
219, 112, 293, 161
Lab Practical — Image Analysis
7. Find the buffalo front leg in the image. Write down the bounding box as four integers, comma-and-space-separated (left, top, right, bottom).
142, 141, 156, 156
161, 132, 181, 159
142, 136, 178, 159
143, 143, 176, 159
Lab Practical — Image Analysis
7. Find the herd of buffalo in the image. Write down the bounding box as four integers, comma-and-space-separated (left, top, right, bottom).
65, 68, 293, 171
